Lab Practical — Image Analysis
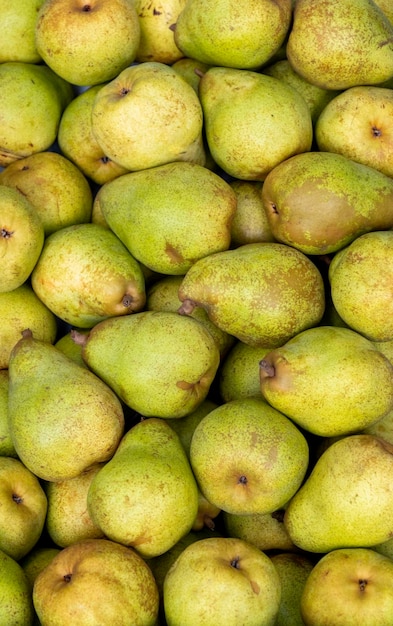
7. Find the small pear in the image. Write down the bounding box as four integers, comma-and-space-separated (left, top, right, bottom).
287, 0, 393, 90
74, 311, 220, 418
260, 325, 393, 437
0, 151, 93, 235
219, 341, 273, 402
271, 552, 315, 626
57, 84, 130, 186
8, 329, 125, 482
21, 547, 61, 590
31, 223, 146, 328
97, 161, 236, 275
0, 370, 16, 457
173, 0, 292, 69
0, 549, 34, 625
0, 283, 57, 370
223, 509, 295, 552
329, 230, 393, 342
262, 151, 393, 255
229, 180, 276, 246
190, 397, 309, 515
87, 418, 199, 558
178, 242, 325, 348
199, 67, 313, 180
166, 399, 218, 458
135, 0, 186, 64
284, 434, 393, 553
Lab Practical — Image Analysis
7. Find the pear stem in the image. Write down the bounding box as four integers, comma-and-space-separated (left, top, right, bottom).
178, 299, 196, 315
21, 328, 33, 340
259, 359, 275, 378
70, 330, 88, 347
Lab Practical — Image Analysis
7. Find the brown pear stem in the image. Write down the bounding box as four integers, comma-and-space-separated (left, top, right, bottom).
259, 359, 275, 378
21, 328, 33, 340
194, 68, 205, 79
203, 515, 215, 531
178, 299, 197, 316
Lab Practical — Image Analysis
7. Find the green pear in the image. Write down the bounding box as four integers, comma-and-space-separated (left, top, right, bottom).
192, 490, 221, 532
57, 84, 130, 186
374, 0, 393, 24
189, 397, 309, 515
35, 0, 141, 86
135, 0, 186, 64
229, 180, 276, 246
97, 161, 236, 275
219, 341, 273, 402
0, 457, 47, 561
173, 0, 292, 69
271, 552, 315, 626
316, 86, 393, 178
74, 311, 220, 418
0, 151, 93, 235
261, 151, 393, 255
284, 434, 393, 553
33, 538, 159, 626
0, 0, 44, 63
0, 61, 73, 166
146, 275, 235, 358
163, 537, 281, 626
263, 59, 341, 124
31, 223, 146, 328
0, 283, 57, 370
373, 537, 393, 560
178, 242, 325, 348
21, 547, 61, 591
223, 509, 296, 552
55, 329, 89, 368
0, 185, 44, 293
199, 67, 313, 181
260, 325, 393, 437
0, 370, 17, 457
329, 231, 393, 342
87, 418, 199, 558
287, 0, 393, 90
8, 329, 125, 482
171, 57, 213, 93
0, 549, 34, 625
300, 548, 393, 626
45, 464, 105, 548
91, 62, 205, 172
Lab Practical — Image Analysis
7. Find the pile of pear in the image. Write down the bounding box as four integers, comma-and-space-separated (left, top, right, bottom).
3, 0, 393, 624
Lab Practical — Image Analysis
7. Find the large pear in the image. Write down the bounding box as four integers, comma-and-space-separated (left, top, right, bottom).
199, 67, 312, 180
287, 0, 393, 90
178, 242, 325, 348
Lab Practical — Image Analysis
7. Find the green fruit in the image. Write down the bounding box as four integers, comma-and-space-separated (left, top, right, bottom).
0, 549, 34, 625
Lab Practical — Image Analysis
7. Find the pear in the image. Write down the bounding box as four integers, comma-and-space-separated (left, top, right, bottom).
173, 0, 292, 69
374, 0, 393, 24
165, 398, 218, 458
271, 552, 315, 626
146, 274, 235, 358
189, 397, 309, 515
199, 66, 313, 180
287, 0, 393, 90
8, 329, 125, 482
0, 456, 47, 561
229, 180, 276, 246
21, 547, 61, 590
74, 311, 220, 418
0, 283, 57, 370
135, 0, 186, 64
316, 86, 393, 178
263, 59, 340, 124
178, 242, 325, 348
171, 57, 213, 93
0, 370, 16, 457
260, 325, 393, 437
55, 329, 89, 368
45, 464, 105, 548
261, 151, 393, 255
192, 490, 221, 532
284, 434, 393, 553
0, 549, 34, 625
33, 538, 159, 626
219, 341, 273, 402
35, 0, 141, 86
91, 62, 205, 172
0, 61, 73, 166
87, 418, 199, 558
0, 185, 44, 293
97, 161, 236, 275
57, 84, 130, 186
223, 509, 296, 552
31, 223, 146, 328
0, 151, 93, 235
300, 548, 393, 626
0, 0, 44, 63
329, 230, 393, 342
